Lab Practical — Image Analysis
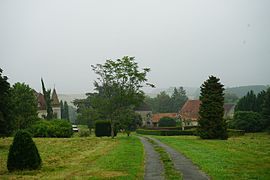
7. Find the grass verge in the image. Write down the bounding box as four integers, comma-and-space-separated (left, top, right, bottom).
146, 137, 182, 180
0, 134, 144, 179
153, 133, 270, 180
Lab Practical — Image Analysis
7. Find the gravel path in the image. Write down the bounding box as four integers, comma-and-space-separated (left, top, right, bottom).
138, 136, 165, 180
148, 137, 209, 180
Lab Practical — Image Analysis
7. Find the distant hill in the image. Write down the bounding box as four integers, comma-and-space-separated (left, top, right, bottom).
225, 85, 269, 97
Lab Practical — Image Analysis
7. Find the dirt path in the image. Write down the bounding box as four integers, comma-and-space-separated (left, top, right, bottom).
138, 136, 165, 180
147, 136, 209, 180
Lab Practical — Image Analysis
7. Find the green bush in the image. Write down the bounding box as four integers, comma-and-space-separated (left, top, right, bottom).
136, 129, 196, 136
159, 117, 177, 127
95, 120, 111, 137
78, 129, 91, 137
230, 111, 263, 132
29, 119, 73, 138
7, 130, 41, 171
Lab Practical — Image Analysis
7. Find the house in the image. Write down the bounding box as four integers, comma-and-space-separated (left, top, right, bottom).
151, 113, 178, 127
135, 103, 152, 127
34, 88, 61, 119
179, 100, 236, 129
179, 100, 200, 127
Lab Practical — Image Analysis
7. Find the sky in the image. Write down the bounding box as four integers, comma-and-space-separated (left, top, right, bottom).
1, 0, 270, 94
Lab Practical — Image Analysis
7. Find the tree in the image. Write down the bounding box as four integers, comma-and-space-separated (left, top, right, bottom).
159, 117, 176, 127
10, 83, 38, 130
60, 100, 64, 119
224, 92, 239, 103
41, 78, 53, 119
156, 91, 171, 113
230, 111, 263, 132
91, 56, 154, 138
261, 88, 270, 129
170, 87, 188, 112
62, 101, 69, 120
235, 90, 257, 112
0, 68, 13, 137
198, 76, 228, 139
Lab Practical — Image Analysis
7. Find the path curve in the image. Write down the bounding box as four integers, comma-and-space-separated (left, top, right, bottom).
138, 136, 165, 180
148, 137, 209, 180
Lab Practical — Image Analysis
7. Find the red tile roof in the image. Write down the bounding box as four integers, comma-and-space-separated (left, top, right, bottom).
179, 100, 201, 121
152, 113, 178, 123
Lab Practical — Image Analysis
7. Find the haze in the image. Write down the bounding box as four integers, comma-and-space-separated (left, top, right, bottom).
1, 0, 270, 94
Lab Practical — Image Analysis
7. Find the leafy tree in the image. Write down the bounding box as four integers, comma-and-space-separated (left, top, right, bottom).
159, 117, 176, 127
170, 87, 188, 112
41, 78, 53, 119
198, 76, 227, 139
230, 111, 263, 132
0, 68, 13, 137
10, 83, 39, 130
261, 88, 270, 129
91, 56, 154, 138
156, 91, 171, 113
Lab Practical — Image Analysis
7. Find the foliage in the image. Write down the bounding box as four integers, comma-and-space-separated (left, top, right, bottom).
235, 90, 257, 112
78, 129, 91, 137
61, 101, 69, 120
145, 87, 188, 113
198, 76, 228, 139
60, 100, 64, 119
95, 120, 111, 137
229, 111, 263, 132
158, 117, 177, 127
0, 68, 13, 137
261, 88, 270, 129
7, 130, 41, 171
41, 78, 53, 120
136, 129, 196, 136
224, 92, 239, 103
10, 82, 39, 130
28, 119, 73, 138
91, 56, 153, 138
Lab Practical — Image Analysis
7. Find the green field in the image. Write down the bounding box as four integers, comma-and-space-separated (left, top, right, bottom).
154, 133, 270, 180
0, 134, 144, 179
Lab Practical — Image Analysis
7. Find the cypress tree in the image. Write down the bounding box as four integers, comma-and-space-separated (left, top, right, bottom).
198, 76, 228, 139
60, 100, 64, 119
261, 88, 270, 129
41, 78, 53, 120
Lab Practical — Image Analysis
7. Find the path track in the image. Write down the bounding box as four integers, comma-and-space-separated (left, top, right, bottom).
139, 136, 209, 180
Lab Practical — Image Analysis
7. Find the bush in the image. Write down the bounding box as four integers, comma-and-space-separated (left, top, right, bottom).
136, 129, 196, 136
95, 120, 111, 137
159, 117, 177, 127
29, 119, 73, 138
78, 129, 91, 137
230, 111, 263, 132
7, 130, 41, 171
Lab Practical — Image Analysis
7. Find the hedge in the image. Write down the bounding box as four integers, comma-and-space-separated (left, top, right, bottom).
95, 120, 118, 137
28, 119, 73, 138
136, 129, 196, 136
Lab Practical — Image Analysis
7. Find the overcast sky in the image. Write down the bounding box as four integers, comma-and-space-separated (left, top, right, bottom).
1, 0, 270, 94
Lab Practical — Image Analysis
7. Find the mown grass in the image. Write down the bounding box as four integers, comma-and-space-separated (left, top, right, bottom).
0, 134, 144, 179
146, 137, 182, 180
153, 133, 270, 180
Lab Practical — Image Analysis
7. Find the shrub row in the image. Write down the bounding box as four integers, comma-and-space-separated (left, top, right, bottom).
136, 129, 196, 136
28, 119, 73, 138
136, 128, 245, 137
95, 120, 117, 137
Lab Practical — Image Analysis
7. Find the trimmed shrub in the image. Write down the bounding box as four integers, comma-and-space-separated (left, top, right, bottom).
7, 130, 41, 171
159, 117, 177, 127
29, 119, 73, 138
95, 120, 111, 137
78, 129, 91, 137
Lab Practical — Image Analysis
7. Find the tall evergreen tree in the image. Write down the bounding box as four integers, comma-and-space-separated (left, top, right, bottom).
235, 90, 257, 112
60, 100, 64, 119
41, 78, 53, 119
170, 87, 188, 112
198, 76, 227, 139
0, 68, 13, 136
63, 101, 69, 120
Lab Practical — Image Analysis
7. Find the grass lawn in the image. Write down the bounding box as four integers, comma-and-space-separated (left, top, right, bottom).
153, 133, 270, 180
0, 134, 144, 179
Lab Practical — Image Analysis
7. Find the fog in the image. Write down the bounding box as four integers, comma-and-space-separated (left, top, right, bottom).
1, 0, 269, 93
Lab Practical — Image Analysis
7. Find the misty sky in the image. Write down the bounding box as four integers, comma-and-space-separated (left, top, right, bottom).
1, 0, 270, 94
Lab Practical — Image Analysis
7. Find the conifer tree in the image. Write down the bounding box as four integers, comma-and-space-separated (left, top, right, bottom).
63, 101, 69, 120
60, 100, 64, 119
41, 78, 53, 119
261, 88, 270, 129
198, 76, 228, 139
